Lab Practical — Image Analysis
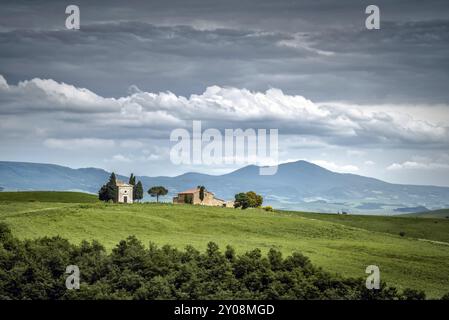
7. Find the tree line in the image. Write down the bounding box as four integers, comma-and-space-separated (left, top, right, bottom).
0, 222, 443, 300
9, 179, 438, 300
98, 173, 168, 203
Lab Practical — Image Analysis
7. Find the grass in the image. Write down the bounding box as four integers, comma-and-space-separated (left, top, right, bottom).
404, 208, 449, 219
0, 191, 98, 203
0, 192, 449, 298
282, 210, 449, 243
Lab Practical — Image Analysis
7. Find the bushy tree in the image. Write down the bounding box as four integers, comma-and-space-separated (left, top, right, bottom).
234, 192, 250, 209
148, 186, 168, 203
234, 191, 263, 209
98, 173, 118, 202
246, 191, 263, 207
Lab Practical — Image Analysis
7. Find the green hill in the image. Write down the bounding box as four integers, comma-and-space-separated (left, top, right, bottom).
0, 192, 448, 298
404, 208, 449, 219
0, 191, 98, 203
283, 210, 449, 243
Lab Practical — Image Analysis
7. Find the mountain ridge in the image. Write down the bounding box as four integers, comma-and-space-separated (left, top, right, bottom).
1, 160, 449, 214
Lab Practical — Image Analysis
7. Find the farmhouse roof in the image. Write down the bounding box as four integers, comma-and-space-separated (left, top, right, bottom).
116, 180, 132, 187
178, 188, 199, 194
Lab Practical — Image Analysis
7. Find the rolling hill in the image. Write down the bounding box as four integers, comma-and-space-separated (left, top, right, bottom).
1, 160, 449, 214
404, 208, 449, 219
0, 191, 98, 203
0, 191, 448, 298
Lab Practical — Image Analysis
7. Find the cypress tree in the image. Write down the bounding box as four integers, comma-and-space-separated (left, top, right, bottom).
106, 172, 118, 202
135, 181, 144, 202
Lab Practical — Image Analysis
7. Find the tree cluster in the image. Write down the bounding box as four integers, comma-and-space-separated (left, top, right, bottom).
128, 173, 144, 202
234, 191, 263, 209
0, 223, 440, 300
98, 173, 144, 202
98, 173, 118, 202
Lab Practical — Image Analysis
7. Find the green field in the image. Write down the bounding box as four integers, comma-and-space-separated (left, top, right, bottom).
284, 210, 449, 243
404, 208, 449, 219
1, 191, 449, 298
0, 191, 97, 203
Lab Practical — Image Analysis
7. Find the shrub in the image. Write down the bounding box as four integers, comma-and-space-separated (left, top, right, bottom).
399, 231, 406, 237
401, 288, 426, 300
0, 223, 429, 300
263, 206, 273, 212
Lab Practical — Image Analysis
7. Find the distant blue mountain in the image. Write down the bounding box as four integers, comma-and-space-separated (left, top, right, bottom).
1, 160, 449, 215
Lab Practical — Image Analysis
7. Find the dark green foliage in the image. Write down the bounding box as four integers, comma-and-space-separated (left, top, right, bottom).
234, 193, 249, 209
234, 191, 263, 209
128, 174, 136, 186
134, 181, 144, 202
128, 174, 143, 202
0, 222, 439, 300
184, 194, 193, 205
401, 288, 426, 300
198, 186, 205, 202
147, 186, 168, 203
246, 191, 263, 207
98, 173, 118, 202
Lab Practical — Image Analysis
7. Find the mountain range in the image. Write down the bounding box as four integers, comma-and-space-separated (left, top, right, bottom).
1, 160, 449, 214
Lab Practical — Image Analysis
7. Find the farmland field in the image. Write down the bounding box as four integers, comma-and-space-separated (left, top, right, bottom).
0, 192, 449, 298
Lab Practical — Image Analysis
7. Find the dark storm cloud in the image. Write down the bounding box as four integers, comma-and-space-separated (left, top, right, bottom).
1, 0, 449, 184
0, 0, 448, 102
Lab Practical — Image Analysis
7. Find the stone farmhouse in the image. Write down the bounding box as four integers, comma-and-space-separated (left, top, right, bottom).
173, 187, 234, 207
116, 180, 133, 203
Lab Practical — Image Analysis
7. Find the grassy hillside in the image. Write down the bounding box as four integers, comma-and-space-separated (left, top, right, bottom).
0, 191, 98, 203
283, 210, 449, 243
0, 197, 449, 298
404, 208, 449, 219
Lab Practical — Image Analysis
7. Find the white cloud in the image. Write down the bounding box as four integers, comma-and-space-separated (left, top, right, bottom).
118, 140, 145, 149
1, 75, 449, 150
111, 154, 132, 162
44, 138, 115, 150
364, 160, 375, 166
0, 75, 8, 89
277, 33, 335, 56
387, 159, 449, 171
309, 160, 359, 173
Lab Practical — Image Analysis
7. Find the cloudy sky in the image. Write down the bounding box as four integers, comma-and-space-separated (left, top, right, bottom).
1, 0, 449, 186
